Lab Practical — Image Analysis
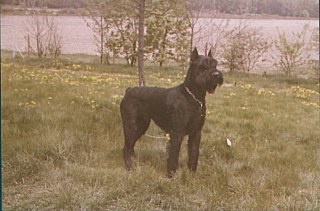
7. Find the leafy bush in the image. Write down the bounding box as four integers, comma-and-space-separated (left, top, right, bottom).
221, 21, 270, 73
272, 25, 310, 77
85, 0, 190, 67
298, 9, 310, 18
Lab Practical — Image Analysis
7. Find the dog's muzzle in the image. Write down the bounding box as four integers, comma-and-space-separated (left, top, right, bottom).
207, 70, 223, 94
213, 70, 223, 86
212, 71, 220, 76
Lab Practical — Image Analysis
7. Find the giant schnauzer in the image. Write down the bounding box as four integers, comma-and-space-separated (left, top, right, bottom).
120, 48, 223, 177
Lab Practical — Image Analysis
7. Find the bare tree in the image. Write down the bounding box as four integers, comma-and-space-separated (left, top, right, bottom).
25, 13, 62, 58
83, 0, 110, 64
185, 0, 205, 53
200, 18, 230, 58
184, 0, 230, 59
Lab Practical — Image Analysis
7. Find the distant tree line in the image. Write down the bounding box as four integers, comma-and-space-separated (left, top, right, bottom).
0, 0, 86, 8
201, 0, 319, 18
1, 0, 319, 18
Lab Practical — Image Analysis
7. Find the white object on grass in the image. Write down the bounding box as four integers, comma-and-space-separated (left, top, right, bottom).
226, 138, 232, 147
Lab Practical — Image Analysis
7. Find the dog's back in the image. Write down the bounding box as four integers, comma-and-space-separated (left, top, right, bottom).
124, 86, 168, 102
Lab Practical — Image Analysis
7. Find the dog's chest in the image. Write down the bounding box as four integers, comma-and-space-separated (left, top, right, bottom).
186, 105, 206, 133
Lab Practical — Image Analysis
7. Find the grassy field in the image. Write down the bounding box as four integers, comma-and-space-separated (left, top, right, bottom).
1, 54, 319, 210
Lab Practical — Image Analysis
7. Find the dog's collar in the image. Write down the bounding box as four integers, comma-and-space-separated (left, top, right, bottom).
184, 86, 203, 108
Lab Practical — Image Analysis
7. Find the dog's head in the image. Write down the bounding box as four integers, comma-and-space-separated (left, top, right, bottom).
185, 48, 223, 94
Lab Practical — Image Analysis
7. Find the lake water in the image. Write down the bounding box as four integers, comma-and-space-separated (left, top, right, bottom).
1, 15, 318, 60
1, 15, 95, 54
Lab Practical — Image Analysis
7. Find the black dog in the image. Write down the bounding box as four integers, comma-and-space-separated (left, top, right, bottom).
120, 48, 223, 177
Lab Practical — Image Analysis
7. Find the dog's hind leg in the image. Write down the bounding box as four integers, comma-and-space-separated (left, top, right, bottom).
120, 99, 150, 171
122, 118, 150, 171
129, 116, 151, 156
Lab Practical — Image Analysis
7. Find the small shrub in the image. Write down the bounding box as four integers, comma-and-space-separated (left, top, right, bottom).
221, 20, 270, 73
272, 25, 310, 77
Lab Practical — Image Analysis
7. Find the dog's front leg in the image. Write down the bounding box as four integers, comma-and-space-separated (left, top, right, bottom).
187, 131, 201, 172
166, 133, 184, 178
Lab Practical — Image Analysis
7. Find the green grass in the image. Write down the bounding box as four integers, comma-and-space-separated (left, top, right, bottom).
1, 54, 320, 210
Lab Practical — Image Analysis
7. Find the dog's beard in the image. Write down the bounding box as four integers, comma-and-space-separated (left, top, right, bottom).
206, 77, 222, 94
208, 84, 217, 94
207, 79, 223, 95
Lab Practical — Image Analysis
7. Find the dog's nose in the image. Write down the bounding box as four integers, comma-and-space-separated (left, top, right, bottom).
212, 71, 220, 76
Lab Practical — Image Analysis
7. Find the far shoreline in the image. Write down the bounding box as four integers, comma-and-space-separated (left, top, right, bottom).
203, 13, 319, 21
0, 5, 319, 21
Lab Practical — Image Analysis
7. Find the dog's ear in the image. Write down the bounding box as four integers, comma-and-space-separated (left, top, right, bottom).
208, 49, 213, 57
190, 48, 199, 61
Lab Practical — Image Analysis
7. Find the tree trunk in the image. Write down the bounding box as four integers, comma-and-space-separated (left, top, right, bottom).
138, 0, 145, 87
100, 15, 103, 64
